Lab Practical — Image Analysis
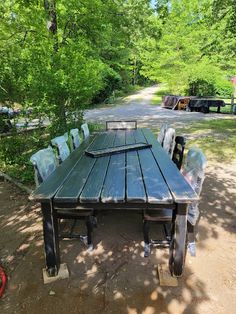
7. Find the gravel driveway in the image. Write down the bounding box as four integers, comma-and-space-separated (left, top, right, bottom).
84, 86, 235, 128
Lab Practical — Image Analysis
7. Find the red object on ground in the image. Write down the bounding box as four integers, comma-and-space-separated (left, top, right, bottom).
0, 265, 7, 298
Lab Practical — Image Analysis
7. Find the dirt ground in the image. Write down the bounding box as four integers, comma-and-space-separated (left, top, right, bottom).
0, 160, 236, 314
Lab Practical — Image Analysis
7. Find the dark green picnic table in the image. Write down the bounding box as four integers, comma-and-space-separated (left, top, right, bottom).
31, 128, 198, 277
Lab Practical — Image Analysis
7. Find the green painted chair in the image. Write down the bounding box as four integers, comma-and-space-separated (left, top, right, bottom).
51, 133, 70, 163
30, 146, 57, 187
30, 146, 94, 251
69, 128, 81, 151
81, 123, 90, 139
143, 147, 207, 259
182, 147, 207, 256
157, 123, 169, 146
172, 136, 186, 170
163, 127, 176, 158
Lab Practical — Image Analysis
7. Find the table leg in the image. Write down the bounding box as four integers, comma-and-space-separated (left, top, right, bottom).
169, 203, 188, 277
41, 201, 60, 277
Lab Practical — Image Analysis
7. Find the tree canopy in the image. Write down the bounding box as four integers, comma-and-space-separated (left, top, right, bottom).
0, 0, 234, 132
141, 0, 235, 95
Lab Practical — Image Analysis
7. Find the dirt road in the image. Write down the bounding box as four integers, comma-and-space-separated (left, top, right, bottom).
84, 86, 235, 128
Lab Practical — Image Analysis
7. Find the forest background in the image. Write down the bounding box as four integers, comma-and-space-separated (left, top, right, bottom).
1, 0, 235, 132
0, 0, 236, 183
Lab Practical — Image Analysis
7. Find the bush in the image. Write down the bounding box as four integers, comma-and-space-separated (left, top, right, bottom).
92, 70, 122, 104
188, 79, 216, 97
0, 129, 49, 183
187, 78, 233, 98
215, 79, 233, 97
184, 60, 234, 97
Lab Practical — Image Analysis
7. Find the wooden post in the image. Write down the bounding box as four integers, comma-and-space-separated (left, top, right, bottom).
231, 94, 234, 114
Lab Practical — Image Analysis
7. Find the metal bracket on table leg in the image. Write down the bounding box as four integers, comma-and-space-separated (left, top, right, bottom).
42, 263, 69, 284
144, 243, 151, 257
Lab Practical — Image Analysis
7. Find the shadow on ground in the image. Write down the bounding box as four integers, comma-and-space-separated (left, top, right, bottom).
0, 161, 236, 314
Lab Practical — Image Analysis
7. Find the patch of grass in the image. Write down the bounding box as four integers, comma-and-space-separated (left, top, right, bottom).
175, 119, 236, 163
151, 85, 172, 105
88, 85, 143, 109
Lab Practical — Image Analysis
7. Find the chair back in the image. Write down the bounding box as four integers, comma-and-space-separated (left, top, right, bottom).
106, 120, 137, 130
157, 123, 169, 146
30, 146, 57, 186
182, 148, 207, 225
69, 128, 80, 150
81, 123, 90, 139
51, 133, 70, 163
172, 136, 186, 169
163, 127, 176, 158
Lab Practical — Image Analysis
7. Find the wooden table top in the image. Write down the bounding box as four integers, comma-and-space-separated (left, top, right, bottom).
31, 128, 198, 206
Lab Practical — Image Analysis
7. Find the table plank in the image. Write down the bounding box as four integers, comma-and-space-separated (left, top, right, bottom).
141, 128, 198, 203
30, 136, 95, 202
133, 129, 173, 204
101, 131, 126, 203
126, 130, 147, 203
54, 132, 111, 203
80, 132, 116, 203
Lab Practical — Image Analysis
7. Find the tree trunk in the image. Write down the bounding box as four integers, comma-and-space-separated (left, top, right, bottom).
44, 0, 67, 131
132, 56, 137, 86
44, 0, 58, 51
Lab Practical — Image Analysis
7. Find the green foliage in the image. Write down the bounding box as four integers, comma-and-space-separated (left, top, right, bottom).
0, 128, 49, 183
0, 114, 12, 133
0, 122, 103, 184
185, 61, 233, 96
214, 78, 233, 97
0, 0, 154, 133
211, 0, 236, 71
92, 69, 122, 104
141, 0, 235, 96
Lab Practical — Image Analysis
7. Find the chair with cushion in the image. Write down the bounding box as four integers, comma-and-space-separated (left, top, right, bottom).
163, 127, 176, 158
51, 133, 70, 163
30, 146, 57, 187
69, 128, 81, 151
30, 147, 94, 250
142, 147, 207, 258
157, 123, 169, 146
106, 120, 137, 130
172, 136, 186, 170
81, 123, 90, 139
181, 148, 207, 256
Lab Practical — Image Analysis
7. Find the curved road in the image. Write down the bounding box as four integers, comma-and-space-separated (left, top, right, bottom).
84, 85, 235, 129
